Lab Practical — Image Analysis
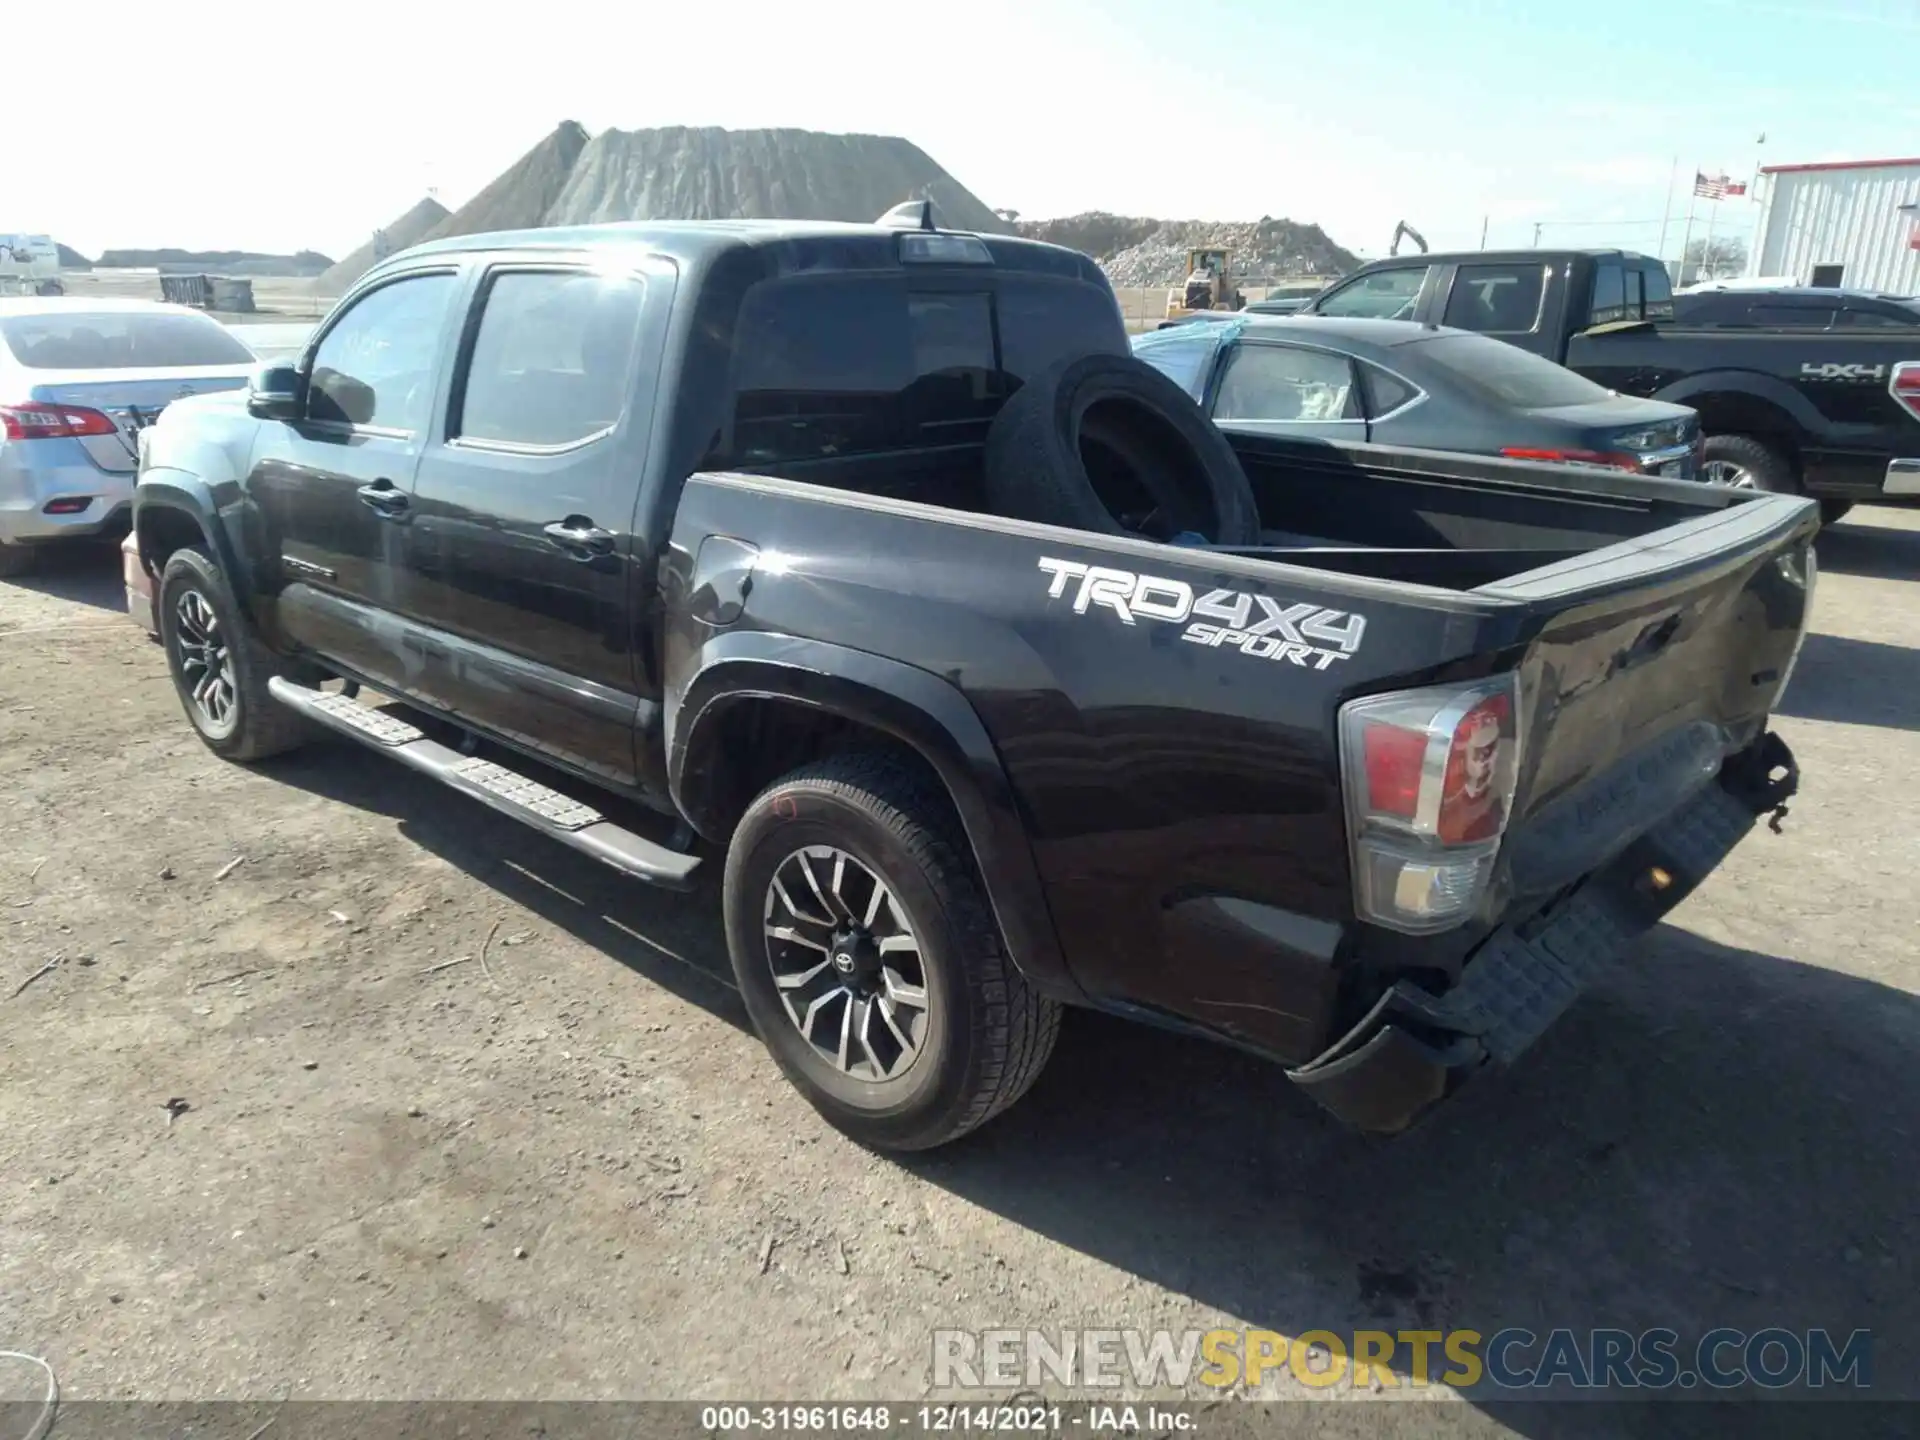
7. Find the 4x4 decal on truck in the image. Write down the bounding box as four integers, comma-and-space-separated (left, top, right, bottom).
1037, 557, 1367, 670
1800, 361, 1888, 383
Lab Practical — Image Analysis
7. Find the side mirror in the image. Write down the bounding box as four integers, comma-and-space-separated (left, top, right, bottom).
246, 362, 305, 421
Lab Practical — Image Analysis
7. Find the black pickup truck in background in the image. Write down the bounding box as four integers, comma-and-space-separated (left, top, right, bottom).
132, 215, 1813, 1150
1303, 247, 1920, 521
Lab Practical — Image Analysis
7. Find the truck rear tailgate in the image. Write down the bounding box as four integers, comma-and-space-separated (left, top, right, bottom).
1479, 490, 1817, 904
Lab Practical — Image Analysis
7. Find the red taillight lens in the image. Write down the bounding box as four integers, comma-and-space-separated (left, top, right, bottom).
1501, 446, 1641, 471
1362, 724, 1427, 818
0, 402, 119, 441
1339, 676, 1521, 934
1890, 361, 1920, 422
1438, 692, 1513, 843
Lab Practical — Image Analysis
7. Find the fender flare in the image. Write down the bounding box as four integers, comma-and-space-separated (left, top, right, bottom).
1651, 369, 1824, 440
668, 631, 1079, 1002
134, 471, 254, 606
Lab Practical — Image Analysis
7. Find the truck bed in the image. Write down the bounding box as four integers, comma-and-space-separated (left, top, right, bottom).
746, 427, 1770, 593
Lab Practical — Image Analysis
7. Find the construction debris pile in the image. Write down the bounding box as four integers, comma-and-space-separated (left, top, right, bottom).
318, 122, 1006, 292
1016, 213, 1359, 285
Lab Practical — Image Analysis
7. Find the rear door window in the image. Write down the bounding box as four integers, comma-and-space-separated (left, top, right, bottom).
1211, 343, 1360, 422
1442, 263, 1548, 335
1314, 266, 1429, 319
1360, 364, 1419, 418
455, 269, 646, 448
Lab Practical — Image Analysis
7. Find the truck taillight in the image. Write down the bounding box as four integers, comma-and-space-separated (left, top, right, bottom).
1889, 361, 1920, 422
1500, 447, 1640, 472
0, 403, 118, 440
1339, 676, 1521, 934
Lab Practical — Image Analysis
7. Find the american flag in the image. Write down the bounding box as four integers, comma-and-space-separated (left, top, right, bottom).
1694, 171, 1730, 199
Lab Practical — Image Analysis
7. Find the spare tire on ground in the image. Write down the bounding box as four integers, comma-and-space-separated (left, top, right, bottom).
984, 353, 1261, 546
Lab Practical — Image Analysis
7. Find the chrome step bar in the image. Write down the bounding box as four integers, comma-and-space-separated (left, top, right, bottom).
267, 678, 700, 890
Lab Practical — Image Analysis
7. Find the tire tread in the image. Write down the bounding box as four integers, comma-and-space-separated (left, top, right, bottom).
728, 752, 1061, 1147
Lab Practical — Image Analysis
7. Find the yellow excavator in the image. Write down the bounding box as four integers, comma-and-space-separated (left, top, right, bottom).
1164, 247, 1246, 321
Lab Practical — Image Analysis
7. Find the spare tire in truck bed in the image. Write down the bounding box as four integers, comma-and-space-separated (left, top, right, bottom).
985, 353, 1261, 545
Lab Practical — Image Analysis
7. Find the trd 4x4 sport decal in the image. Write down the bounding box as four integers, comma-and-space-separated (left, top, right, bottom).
1036, 557, 1366, 670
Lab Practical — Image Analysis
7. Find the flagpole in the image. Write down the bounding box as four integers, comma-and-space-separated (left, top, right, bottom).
1677, 169, 1700, 284
1702, 178, 1720, 278
1656, 154, 1679, 264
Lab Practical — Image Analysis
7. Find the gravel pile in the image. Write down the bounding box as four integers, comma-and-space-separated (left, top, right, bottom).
1096, 218, 1358, 286
1010, 213, 1356, 285
317, 197, 451, 292
545, 126, 1008, 233
420, 122, 590, 245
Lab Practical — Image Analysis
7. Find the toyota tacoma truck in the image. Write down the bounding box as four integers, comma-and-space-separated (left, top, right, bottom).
1301, 246, 1920, 521
131, 213, 1815, 1150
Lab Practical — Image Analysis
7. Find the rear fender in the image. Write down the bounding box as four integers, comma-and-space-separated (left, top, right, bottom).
668, 630, 1078, 1001
1652, 370, 1823, 446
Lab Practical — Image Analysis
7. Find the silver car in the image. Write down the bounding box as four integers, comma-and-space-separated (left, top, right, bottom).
0, 298, 257, 576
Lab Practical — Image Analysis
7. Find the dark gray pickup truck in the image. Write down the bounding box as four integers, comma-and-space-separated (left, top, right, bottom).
131, 215, 1814, 1150
1304, 247, 1920, 521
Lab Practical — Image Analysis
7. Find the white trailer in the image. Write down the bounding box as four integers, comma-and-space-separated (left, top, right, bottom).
0, 234, 63, 295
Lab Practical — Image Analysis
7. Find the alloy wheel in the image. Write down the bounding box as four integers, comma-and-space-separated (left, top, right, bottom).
762, 845, 930, 1082
1701, 459, 1756, 489
173, 588, 238, 736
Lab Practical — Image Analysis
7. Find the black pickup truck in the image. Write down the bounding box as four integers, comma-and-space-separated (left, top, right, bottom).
1303, 247, 1920, 521
132, 215, 1814, 1150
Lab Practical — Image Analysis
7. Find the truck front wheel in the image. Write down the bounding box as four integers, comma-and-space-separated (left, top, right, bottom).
722, 754, 1062, 1151
159, 547, 310, 762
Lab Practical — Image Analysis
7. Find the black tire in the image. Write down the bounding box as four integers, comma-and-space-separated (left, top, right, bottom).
1700, 434, 1796, 494
158, 546, 310, 762
0, 542, 35, 578
722, 753, 1062, 1151
985, 353, 1261, 545
1819, 499, 1855, 526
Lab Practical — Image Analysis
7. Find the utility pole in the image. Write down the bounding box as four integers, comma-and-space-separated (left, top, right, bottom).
1532, 222, 1544, 247
1480, 215, 1489, 249
1677, 167, 1700, 285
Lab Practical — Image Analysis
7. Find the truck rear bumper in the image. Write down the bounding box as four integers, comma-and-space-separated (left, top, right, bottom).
1883, 458, 1920, 496
1288, 733, 1797, 1134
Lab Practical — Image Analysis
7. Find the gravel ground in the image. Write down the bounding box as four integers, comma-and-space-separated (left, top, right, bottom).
0, 511, 1915, 1433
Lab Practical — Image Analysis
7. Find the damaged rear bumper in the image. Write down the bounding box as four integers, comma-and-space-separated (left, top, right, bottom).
1288, 733, 1797, 1134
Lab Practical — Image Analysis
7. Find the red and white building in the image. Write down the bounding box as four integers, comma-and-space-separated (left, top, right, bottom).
1748, 157, 1920, 293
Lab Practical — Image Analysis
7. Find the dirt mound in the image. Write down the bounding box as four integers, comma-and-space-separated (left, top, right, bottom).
543, 126, 1010, 233
421, 122, 591, 244
317, 197, 452, 292
1015, 213, 1359, 286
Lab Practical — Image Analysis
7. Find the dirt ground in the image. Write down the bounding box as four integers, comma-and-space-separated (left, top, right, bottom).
0, 510, 1915, 1430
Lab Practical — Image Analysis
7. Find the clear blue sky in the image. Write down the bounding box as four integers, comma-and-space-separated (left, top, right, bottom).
19, 0, 1920, 263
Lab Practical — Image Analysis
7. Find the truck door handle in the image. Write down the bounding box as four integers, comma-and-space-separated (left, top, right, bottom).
543, 518, 615, 556
356, 480, 409, 515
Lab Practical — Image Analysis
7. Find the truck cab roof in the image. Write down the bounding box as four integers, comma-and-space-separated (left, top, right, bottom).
369, 219, 1108, 288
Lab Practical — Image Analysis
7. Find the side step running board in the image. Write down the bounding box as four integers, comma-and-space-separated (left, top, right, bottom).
267, 678, 700, 890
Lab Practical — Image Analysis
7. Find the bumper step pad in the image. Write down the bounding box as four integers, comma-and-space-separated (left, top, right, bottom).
1290, 778, 1767, 1132
267, 678, 699, 889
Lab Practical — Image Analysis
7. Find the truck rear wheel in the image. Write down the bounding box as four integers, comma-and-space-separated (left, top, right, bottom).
159, 546, 311, 762
722, 753, 1061, 1151
1700, 434, 1795, 494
